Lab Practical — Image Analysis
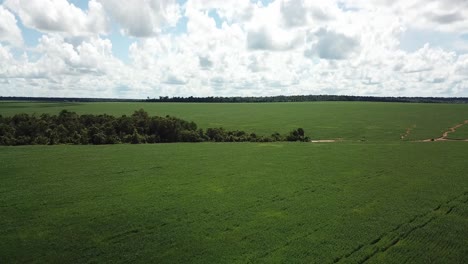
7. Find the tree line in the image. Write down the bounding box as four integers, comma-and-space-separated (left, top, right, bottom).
150, 95, 468, 104
2, 95, 468, 104
0, 109, 309, 146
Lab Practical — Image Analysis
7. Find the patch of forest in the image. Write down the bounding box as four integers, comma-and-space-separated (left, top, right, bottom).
0, 109, 308, 146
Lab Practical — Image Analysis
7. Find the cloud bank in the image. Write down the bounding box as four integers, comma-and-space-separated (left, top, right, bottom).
0, 0, 468, 98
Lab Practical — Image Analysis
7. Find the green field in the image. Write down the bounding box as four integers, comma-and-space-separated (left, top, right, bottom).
2, 101, 468, 141
447, 122, 468, 140
1, 102, 468, 263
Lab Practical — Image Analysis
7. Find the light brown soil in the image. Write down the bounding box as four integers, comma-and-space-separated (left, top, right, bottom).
310, 140, 337, 143
419, 120, 468, 142
400, 125, 416, 140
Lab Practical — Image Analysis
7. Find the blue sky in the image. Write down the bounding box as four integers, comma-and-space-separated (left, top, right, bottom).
1, 0, 468, 98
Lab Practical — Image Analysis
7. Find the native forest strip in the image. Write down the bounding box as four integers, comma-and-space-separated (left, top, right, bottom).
0, 109, 309, 145
2, 95, 468, 103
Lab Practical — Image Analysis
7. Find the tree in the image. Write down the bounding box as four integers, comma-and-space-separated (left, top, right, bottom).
271, 132, 283, 141
130, 128, 143, 144
179, 130, 203, 142
206, 128, 227, 142
0, 110, 313, 145
46, 128, 60, 145
286, 128, 307, 141
132, 109, 150, 134
297, 128, 304, 137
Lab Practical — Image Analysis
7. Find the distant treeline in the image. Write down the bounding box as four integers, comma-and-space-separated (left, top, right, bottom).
150, 95, 468, 103
1, 95, 468, 104
0, 110, 309, 146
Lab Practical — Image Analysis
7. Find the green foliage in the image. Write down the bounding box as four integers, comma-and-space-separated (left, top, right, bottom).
1, 143, 467, 263
206, 127, 227, 142
0, 109, 308, 145
130, 128, 143, 144
1, 101, 468, 262
286, 128, 310, 142
2, 101, 468, 142
178, 130, 203, 142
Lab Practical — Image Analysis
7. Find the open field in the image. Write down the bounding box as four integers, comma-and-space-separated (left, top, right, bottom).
2, 101, 468, 141
447, 121, 468, 140
1, 101, 468, 263
1, 143, 467, 263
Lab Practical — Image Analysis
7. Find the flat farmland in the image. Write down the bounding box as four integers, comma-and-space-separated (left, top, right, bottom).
1, 101, 468, 141
1, 102, 467, 263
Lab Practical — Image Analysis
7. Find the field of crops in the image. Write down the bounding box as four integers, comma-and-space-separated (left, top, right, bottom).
2, 101, 468, 141
1, 101, 468, 263
447, 121, 468, 140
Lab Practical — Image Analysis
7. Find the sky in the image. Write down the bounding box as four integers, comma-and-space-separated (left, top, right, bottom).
0, 0, 468, 98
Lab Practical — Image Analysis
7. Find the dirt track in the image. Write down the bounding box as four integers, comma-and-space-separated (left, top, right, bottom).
420, 120, 468, 142
310, 121, 468, 143
400, 125, 416, 140
310, 140, 337, 143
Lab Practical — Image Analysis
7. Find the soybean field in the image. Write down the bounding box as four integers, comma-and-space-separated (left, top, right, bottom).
1, 101, 467, 263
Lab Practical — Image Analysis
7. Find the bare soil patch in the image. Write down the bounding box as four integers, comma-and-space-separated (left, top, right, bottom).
310, 139, 342, 143
400, 125, 416, 140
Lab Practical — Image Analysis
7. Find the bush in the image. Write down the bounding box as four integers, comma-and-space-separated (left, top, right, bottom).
179, 130, 203, 142
286, 128, 308, 142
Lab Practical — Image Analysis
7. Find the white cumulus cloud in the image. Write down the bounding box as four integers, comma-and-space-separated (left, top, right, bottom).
99, 0, 181, 37
0, 5, 23, 46
4, 0, 109, 36
0, 0, 468, 98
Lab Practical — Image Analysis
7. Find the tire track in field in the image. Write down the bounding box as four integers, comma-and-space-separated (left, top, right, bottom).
246, 223, 331, 263
333, 191, 468, 264
400, 125, 415, 140
419, 120, 468, 142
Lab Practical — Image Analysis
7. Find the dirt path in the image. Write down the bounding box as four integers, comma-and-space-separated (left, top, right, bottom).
310, 120, 468, 143
310, 139, 337, 143
400, 125, 416, 140
420, 120, 468, 142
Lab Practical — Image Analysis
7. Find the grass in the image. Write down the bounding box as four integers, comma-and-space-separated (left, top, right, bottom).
1, 142, 467, 263
2, 101, 468, 141
1, 101, 468, 263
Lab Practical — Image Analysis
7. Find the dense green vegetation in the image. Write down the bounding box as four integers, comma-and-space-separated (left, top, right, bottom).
1, 101, 467, 263
1, 143, 467, 263
0, 109, 308, 145
2, 101, 468, 141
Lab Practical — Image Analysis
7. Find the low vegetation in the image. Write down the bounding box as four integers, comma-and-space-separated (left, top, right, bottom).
2, 101, 468, 141
1, 143, 467, 263
1, 101, 467, 263
0, 109, 309, 145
